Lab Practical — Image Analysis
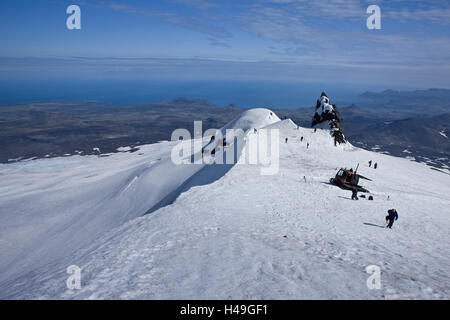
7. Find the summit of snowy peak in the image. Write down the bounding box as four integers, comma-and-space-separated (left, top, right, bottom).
221, 108, 281, 132
263, 118, 297, 131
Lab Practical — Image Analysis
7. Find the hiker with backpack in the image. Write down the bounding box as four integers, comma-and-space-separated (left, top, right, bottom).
386, 209, 398, 229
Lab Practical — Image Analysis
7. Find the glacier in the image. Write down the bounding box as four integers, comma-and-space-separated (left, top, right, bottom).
0, 108, 449, 299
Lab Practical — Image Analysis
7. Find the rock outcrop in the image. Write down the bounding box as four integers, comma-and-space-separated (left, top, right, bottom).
311, 92, 346, 145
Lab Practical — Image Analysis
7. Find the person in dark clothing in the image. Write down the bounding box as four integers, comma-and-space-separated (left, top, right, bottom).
307, 142, 309, 149
386, 209, 398, 228
351, 188, 359, 200
374, 162, 378, 169
369, 160, 372, 167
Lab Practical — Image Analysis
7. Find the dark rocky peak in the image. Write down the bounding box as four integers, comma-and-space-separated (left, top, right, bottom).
311, 92, 346, 145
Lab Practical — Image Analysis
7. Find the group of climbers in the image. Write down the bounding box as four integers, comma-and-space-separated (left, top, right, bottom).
349, 160, 398, 229
286, 125, 398, 230
284, 134, 309, 149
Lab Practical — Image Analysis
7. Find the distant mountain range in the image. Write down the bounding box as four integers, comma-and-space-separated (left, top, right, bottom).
0, 89, 449, 170
361, 88, 450, 101
358, 88, 450, 117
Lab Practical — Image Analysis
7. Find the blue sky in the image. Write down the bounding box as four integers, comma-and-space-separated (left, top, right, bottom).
0, 0, 449, 88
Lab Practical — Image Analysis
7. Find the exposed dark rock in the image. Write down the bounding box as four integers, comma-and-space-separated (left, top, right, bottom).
311, 92, 346, 145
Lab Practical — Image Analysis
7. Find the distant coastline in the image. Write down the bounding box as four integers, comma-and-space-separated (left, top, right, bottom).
0, 79, 400, 109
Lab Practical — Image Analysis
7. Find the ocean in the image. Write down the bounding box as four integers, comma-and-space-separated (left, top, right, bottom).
0, 79, 385, 109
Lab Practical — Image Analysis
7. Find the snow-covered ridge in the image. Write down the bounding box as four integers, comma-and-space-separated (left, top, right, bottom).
0, 108, 282, 287
0, 108, 449, 299
221, 108, 280, 133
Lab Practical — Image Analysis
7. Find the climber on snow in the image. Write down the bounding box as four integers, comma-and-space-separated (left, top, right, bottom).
386, 209, 398, 229
351, 188, 359, 200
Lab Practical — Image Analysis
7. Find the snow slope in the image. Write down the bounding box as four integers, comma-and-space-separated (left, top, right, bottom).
0, 109, 449, 299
